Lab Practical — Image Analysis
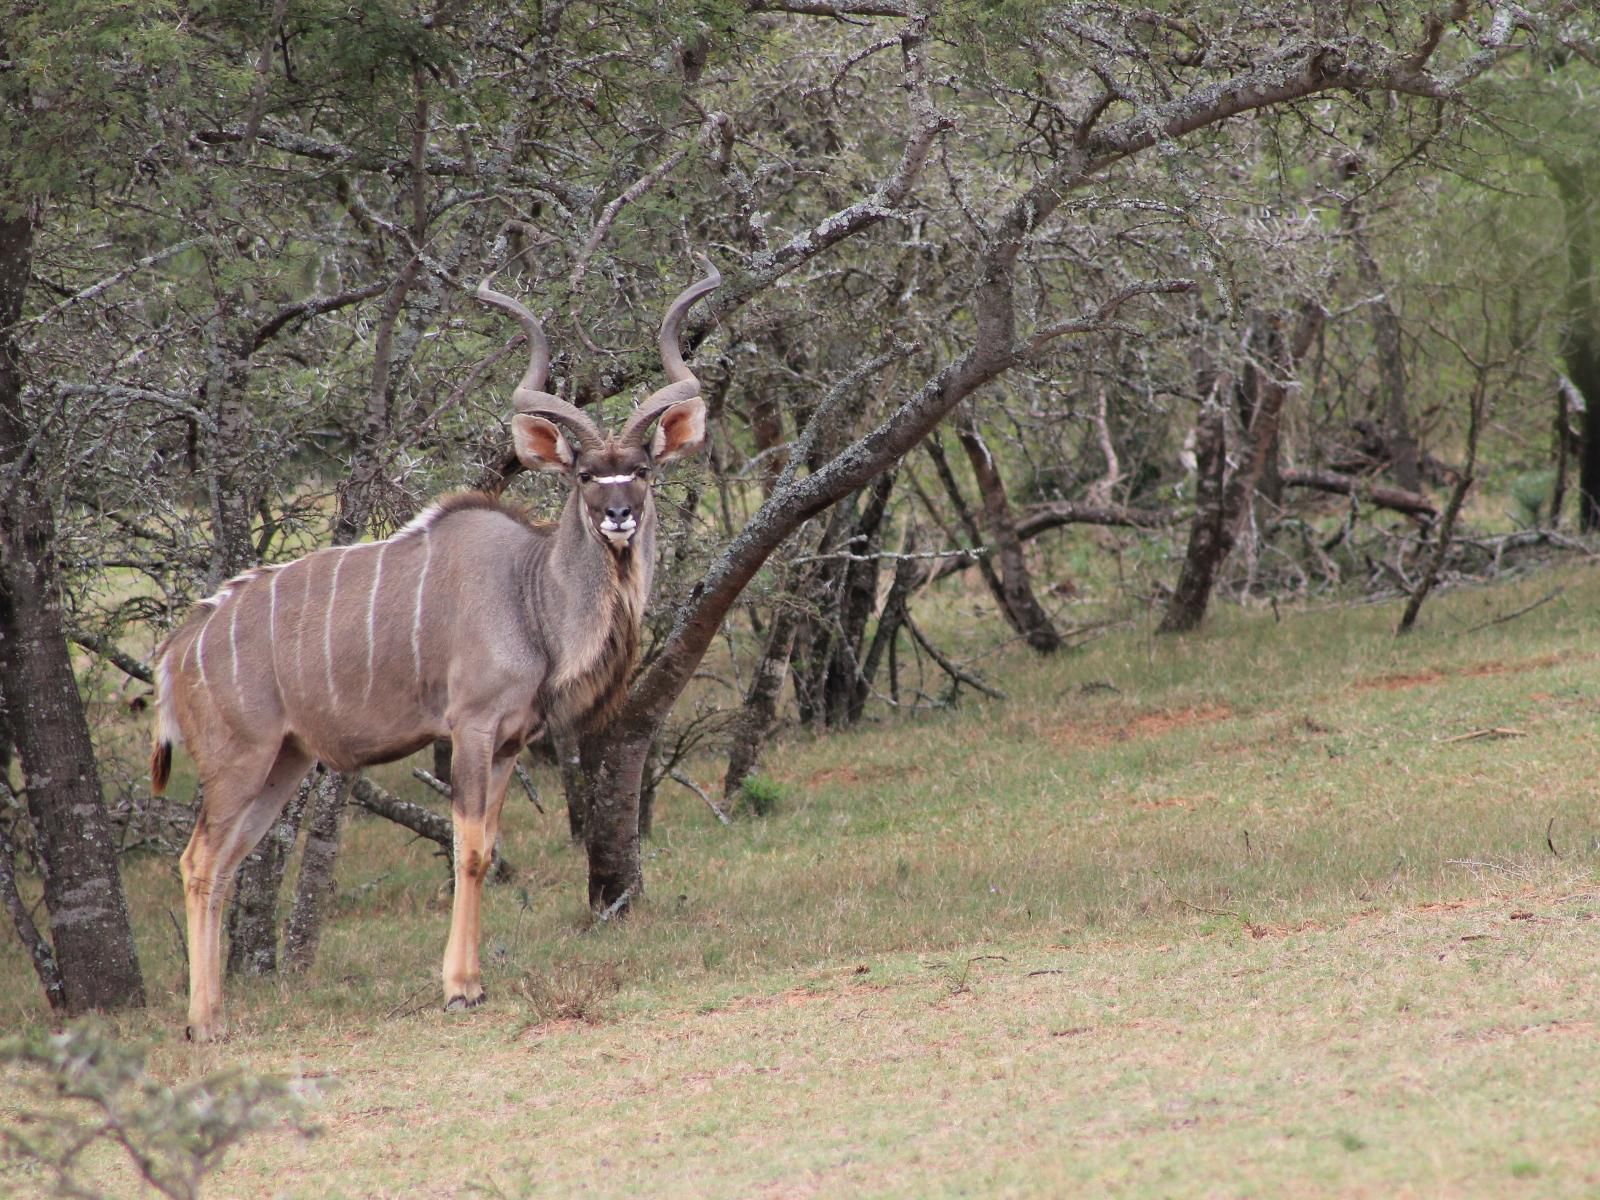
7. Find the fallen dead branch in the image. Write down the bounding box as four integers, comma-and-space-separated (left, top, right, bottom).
903, 613, 1006, 701
1458, 587, 1564, 636
1437, 728, 1527, 743
671, 770, 731, 825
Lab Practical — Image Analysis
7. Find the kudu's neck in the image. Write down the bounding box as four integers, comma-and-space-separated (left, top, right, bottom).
533, 487, 655, 620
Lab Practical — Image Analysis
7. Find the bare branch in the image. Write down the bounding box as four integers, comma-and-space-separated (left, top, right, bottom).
249, 281, 388, 354
1279, 469, 1438, 519
745, 0, 908, 14
670, 770, 731, 826
569, 141, 696, 296
3, 239, 207, 334
68, 631, 153, 685
1024, 279, 1197, 356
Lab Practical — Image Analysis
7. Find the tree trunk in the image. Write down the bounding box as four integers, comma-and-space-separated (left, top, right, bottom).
923, 434, 1010, 612
954, 413, 1061, 653
0, 777, 66, 1012
1397, 385, 1483, 635
583, 725, 651, 914
1158, 396, 1230, 634
282, 771, 350, 972
1340, 159, 1420, 493
722, 602, 801, 801
1160, 306, 1319, 634
822, 470, 896, 726
0, 210, 145, 1014
855, 526, 923, 719
556, 723, 595, 844
1550, 162, 1600, 531
226, 775, 310, 977
792, 503, 855, 728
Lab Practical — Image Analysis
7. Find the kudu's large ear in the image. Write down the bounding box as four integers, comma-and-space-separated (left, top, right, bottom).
512, 414, 576, 473
650, 397, 707, 464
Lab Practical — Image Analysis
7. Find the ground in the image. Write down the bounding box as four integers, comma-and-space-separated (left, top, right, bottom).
3, 564, 1599, 1197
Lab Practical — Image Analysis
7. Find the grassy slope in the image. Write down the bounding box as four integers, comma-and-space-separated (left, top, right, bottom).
4, 565, 1600, 1198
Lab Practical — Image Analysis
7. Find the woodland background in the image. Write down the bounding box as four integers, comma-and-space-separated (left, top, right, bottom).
2, 0, 1599, 1030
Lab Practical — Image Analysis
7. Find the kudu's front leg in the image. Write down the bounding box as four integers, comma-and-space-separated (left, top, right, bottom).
442, 734, 517, 1010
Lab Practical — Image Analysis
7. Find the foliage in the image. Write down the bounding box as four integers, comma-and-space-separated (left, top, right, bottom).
735, 772, 786, 817
0, 1023, 318, 1200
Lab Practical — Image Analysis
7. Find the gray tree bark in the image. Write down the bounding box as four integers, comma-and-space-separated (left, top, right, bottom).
0, 209, 145, 1013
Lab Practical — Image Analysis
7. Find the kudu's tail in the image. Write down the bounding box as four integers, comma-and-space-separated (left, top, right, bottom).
149, 646, 179, 795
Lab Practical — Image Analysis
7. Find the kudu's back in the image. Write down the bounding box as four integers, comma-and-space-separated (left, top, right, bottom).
152, 494, 582, 783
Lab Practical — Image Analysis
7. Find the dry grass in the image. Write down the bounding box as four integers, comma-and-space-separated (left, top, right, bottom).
5, 563, 1600, 1197
512, 960, 624, 1030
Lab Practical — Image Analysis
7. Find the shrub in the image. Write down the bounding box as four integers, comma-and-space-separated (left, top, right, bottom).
0, 1023, 318, 1200
736, 773, 786, 817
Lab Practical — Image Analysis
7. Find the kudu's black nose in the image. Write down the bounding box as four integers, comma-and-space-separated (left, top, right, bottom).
605, 504, 633, 524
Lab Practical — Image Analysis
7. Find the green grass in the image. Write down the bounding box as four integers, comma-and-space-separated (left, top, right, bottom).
5, 564, 1600, 1197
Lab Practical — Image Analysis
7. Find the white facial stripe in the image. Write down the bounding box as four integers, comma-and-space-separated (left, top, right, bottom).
592, 474, 638, 484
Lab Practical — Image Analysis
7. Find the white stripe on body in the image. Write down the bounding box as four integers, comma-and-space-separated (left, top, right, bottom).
411, 534, 433, 687
194, 614, 212, 696
296, 559, 315, 690
227, 601, 240, 684
268, 568, 282, 683
324, 547, 347, 707
365, 542, 388, 701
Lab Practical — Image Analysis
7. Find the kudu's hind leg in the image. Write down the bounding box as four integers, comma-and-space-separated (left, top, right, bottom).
442, 731, 518, 1010
180, 741, 313, 1042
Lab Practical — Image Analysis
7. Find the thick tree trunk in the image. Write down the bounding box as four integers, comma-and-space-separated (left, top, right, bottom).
583, 725, 651, 914
0, 210, 145, 1014
554, 727, 590, 842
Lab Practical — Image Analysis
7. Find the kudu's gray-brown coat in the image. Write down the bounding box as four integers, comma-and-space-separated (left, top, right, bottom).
151, 261, 719, 1041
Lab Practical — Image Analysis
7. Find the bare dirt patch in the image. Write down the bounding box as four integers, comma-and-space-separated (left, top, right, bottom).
1352, 652, 1578, 693
1047, 704, 1233, 749
804, 763, 925, 789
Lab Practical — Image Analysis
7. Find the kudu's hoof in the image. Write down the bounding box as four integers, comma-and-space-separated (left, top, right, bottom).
445, 990, 487, 1012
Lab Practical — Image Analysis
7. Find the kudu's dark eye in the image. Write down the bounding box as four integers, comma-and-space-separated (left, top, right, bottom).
634, 466, 650, 479
577, 471, 592, 484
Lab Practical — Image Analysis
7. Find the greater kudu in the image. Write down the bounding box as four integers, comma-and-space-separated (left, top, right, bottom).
151, 260, 720, 1041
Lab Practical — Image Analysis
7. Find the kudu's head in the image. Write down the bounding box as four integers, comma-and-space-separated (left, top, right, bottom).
476, 260, 720, 551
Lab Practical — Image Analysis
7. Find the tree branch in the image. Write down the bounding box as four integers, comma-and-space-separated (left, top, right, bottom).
249, 281, 388, 354
67, 631, 152, 685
